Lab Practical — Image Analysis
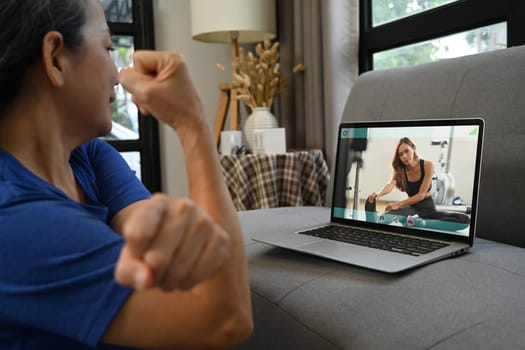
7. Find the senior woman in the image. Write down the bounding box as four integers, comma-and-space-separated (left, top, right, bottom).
0, 0, 252, 349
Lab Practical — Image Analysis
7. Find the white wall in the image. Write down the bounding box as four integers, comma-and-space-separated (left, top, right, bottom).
153, 0, 231, 196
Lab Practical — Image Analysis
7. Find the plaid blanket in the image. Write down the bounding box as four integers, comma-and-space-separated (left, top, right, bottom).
220, 150, 330, 211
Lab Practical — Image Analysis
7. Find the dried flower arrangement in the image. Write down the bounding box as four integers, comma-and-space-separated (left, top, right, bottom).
217, 39, 304, 109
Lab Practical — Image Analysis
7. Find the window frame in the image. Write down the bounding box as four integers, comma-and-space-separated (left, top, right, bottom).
106, 0, 161, 192
359, 0, 525, 73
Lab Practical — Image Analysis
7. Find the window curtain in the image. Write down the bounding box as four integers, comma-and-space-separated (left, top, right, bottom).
274, 0, 359, 174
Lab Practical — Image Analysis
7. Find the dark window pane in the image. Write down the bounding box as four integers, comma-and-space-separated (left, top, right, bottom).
373, 22, 507, 70
100, 0, 133, 23
372, 0, 458, 27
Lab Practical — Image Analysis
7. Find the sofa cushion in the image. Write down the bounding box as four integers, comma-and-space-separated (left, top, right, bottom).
236, 207, 525, 349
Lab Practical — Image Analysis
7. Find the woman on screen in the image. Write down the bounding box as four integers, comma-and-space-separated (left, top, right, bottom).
366, 137, 469, 227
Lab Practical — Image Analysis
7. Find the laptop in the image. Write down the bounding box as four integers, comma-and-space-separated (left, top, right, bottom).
252, 118, 484, 273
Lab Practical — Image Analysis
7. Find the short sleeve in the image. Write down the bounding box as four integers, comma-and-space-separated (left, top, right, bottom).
78, 139, 151, 220
0, 198, 133, 348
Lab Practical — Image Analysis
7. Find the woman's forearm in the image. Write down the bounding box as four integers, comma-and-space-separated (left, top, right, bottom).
377, 181, 395, 199
175, 116, 252, 331
397, 192, 427, 208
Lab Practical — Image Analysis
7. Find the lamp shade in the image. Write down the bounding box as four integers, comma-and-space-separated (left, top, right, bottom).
190, 0, 276, 44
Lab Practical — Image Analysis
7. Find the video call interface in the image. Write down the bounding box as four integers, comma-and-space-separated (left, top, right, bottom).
332, 124, 481, 237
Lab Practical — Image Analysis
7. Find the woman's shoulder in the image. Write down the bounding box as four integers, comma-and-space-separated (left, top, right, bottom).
71, 138, 122, 174
74, 138, 114, 157
421, 159, 435, 171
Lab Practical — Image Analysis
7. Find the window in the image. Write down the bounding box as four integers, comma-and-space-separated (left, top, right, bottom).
360, 0, 525, 72
373, 22, 506, 70
372, 0, 459, 27
100, 0, 161, 192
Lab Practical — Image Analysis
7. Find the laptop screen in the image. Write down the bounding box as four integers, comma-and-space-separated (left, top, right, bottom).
332, 119, 484, 240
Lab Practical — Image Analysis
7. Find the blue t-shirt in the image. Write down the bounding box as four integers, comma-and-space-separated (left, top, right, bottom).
0, 139, 151, 349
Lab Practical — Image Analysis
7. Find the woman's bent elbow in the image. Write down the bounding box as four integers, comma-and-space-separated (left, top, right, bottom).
416, 193, 427, 202
212, 308, 254, 348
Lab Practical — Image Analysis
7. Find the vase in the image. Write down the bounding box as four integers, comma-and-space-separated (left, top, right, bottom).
243, 107, 278, 152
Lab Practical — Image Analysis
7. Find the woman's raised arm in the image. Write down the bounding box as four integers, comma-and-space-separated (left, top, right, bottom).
103, 51, 253, 349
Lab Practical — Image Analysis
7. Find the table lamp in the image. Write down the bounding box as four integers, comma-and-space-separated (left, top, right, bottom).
190, 0, 276, 148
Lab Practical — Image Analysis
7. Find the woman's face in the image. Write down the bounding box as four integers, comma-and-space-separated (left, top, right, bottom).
61, 0, 118, 139
398, 142, 416, 166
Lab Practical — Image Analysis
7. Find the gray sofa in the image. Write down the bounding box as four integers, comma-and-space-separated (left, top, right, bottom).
235, 45, 525, 349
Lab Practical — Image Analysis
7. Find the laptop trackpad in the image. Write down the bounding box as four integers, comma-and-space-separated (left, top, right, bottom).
297, 240, 416, 272
299, 240, 391, 259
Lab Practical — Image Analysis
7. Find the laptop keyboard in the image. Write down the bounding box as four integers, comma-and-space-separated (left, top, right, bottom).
299, 225, 450, 256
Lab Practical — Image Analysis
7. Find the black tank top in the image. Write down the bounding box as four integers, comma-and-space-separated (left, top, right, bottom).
404, 159, 435, 210
405, 159, 426, 196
